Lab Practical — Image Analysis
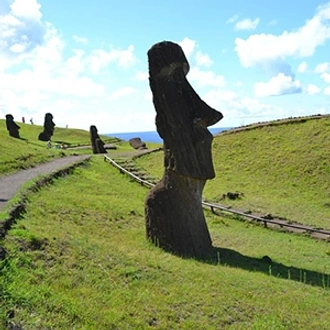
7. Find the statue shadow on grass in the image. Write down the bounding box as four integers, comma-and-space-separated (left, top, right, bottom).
201, 246, 330, 289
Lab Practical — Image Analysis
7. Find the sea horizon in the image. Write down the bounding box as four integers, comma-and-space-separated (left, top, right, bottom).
105, 127, 233, 143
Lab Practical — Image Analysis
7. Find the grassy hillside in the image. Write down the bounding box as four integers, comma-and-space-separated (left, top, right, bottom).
1, 157, 330, 329
0, 120, 120, 176
136, 116, 330, 229
1, 116, 330, 328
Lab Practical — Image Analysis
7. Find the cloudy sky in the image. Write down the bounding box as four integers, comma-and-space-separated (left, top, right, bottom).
1, 0, 330, 133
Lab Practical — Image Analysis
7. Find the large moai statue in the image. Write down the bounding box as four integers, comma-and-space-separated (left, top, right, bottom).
90, 125, 107, 154
145, 41, 223, 258
38, 113, 55, 141
5, 114, 20, 138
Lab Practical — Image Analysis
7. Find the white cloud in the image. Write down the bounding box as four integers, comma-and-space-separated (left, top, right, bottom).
10, 0, 42, 21
144, 90, 152, 101
267, 20, 277, 26
254, 73, 302, 97
188, 67, 226, 88
324, 86, 330, 95
87, 45, 137, 73
235, 18, 260, 31
135, 70, 148, 81
297, 61, 308, 73
306, 84, 321, 95
73, 35, 88, 44
235, 3, 330, 69
321, 72, 330, 83
195, 51, 213, 67
10, 42, 26, 53
178, 37, 195, 58
226, 14, 239, 24
0, 3, 143, 132
314, 62, 330, 73
108, 87, 137, 100
0, 1, 45, 62
202, 87, 290, 126
115, 45, 137, 68
204, 89, 238, 103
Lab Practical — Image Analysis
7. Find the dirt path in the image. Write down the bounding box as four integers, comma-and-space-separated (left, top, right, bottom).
0, 155, 90, 212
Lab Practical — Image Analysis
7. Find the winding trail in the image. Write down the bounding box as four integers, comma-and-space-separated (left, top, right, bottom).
0, 155, 90, 212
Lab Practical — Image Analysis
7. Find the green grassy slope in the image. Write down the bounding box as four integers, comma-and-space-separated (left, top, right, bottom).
1, 157, 330, 329
0, 120, 119, 176
136, 116, 330, 229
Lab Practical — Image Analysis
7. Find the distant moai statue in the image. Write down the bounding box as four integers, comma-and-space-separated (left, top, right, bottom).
90, 125, 107, 154
38, 113, 55, 141
5, 114, 20, 138
145, 41, 223, 258
129, 137, 147, 150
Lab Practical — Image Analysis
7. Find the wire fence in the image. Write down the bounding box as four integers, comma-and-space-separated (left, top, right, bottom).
104, 155, 330, 240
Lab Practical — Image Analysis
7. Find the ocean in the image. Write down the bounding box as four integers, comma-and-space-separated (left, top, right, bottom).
106, 127, 232, 143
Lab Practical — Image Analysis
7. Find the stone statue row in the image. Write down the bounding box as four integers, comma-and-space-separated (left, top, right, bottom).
5, 113, 55, 141
5, 112, 107, 154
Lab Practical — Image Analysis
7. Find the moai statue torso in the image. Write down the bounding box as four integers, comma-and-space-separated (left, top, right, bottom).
6, 114, 20, 138
90, 125, 107, 154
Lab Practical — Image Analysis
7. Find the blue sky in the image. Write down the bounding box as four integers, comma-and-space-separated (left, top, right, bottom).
1, 0, 330, 133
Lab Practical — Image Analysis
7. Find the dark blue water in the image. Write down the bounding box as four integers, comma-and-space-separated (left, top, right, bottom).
106, 127, 232, 143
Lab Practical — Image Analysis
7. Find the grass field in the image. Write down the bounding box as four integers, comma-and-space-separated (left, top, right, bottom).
1, 116, 330, 329
136, 116, 330, 230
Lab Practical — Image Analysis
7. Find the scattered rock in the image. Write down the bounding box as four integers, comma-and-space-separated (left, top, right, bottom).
129, 137, 147, 150
221, 192, 244, 200
263, 213, 274, 220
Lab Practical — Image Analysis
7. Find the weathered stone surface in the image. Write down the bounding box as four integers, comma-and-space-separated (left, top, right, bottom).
38, 113, 55, 141
5, 114, 20, 138
129, 137, 147, 150
145, 41, 223, 258
90, 125, 107, 154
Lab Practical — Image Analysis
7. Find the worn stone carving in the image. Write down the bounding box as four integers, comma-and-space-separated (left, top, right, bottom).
145, 41, 223, 258
38, 113, 55, 141
129, 137, 147, 150
5, 114, 20, 138
90, 125, 107, 154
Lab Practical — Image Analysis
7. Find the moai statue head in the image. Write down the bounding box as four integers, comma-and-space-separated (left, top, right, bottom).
44, 113, 55, 136
38, 113, 55, 141
5, 114, 20, 138
148, 41, 223, 180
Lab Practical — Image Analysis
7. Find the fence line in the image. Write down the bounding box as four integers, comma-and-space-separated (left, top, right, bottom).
104, 155, 330, 239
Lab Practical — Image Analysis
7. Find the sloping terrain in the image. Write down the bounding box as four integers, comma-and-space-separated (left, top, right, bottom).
1, 116, 330, 329
0, 120, 118, 176
136, 116, 330, 229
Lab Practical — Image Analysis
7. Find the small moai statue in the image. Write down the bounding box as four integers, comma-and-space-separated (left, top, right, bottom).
90, 125, 107, 154
145, 41, 223, 259
38, 113, 55, 141
5, 114, 20, 138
